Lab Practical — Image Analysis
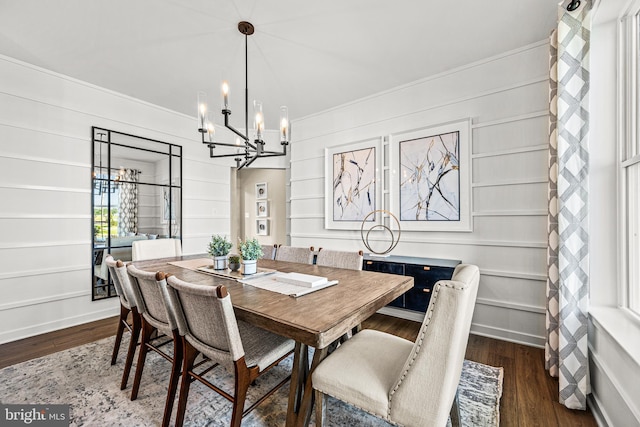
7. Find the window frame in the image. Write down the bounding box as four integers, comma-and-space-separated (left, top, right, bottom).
620, 2, 640, 317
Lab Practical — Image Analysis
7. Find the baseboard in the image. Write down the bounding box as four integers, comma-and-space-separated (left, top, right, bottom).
588, 393, 610, 427
0, 304, 118, 344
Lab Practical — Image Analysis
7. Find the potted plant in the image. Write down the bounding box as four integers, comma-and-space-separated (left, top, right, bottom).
207, 235, 233, 270
228, 255, 241, 272
238, 237, 263, 275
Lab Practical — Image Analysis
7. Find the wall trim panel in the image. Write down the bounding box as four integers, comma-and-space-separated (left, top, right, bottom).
0, 290, 91, 311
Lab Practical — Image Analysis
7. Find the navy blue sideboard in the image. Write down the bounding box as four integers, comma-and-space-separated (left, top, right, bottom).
362, 254, 461, 314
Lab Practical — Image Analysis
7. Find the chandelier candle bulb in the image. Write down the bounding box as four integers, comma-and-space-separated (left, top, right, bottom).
197, 91, 207, 132
221, 81, 229, 109
280, 106, 289, 142
206, 111, 216, 143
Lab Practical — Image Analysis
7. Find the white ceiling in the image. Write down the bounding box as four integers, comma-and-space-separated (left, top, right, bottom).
0, 0, 558, 130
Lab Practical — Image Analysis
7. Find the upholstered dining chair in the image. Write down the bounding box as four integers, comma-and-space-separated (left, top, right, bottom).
104, 256, 141, 390
312, 264, 480, 427
164, 275, 295, 427
260, 243, 278, 260
274, 245, 314, 264
131, 238, 182, 261
316, 249, 364, 271
124, 264, 181, 427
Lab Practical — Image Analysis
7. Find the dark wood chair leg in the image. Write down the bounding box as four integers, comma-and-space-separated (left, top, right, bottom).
111, 304, 129, 365
120, 308, 141, 390
230, 358, 253, 427
131, 321, 154, 401
315, 389, 326, 427
174, 338, 199, 427
450, 390, 461, 427
161, 330, 183, 427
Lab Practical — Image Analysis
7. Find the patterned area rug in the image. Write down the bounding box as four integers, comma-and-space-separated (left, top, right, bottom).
0, 336, 503, 426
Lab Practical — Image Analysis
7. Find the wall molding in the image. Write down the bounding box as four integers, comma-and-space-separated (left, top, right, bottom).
290, 153, 324, 164
0, 183, 90, 193
0, 290, 91, 311
471, 109, 548, 129
183, 195, 231, 203
472, 177, 548, 188
0, 213, 91, 219
289, 214, 324, 219
476, 297, 546, 314
0, 240, 89, 250
289, 194, 324, 201
471, 322, 545, 348
182, 215, 230, 220
183, 176, 230, 185
472, 209, 547, 217
472, 144, 548, 159
0, 265, 88, 281
0, 152, 90, 168
290, 232, 546, 248
481, 268, 546, 281
290, 176, 323, 183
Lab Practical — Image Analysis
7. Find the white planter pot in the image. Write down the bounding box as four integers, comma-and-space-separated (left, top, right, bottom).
241, 259, 257, 275
213, 255, 228, 270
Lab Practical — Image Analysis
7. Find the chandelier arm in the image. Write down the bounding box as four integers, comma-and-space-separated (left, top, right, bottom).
208, 151, 251, 159
243, 156, 260, 168
259, 149, 287, 157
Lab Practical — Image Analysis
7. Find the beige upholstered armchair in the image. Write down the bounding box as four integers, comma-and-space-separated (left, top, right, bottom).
312, 264, 480, 427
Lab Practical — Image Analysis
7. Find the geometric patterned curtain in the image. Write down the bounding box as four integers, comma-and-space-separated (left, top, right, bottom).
117, 169, 139, 236
545, 0, 592, 410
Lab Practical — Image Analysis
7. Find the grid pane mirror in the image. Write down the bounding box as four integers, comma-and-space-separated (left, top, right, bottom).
91, 127, 182, 300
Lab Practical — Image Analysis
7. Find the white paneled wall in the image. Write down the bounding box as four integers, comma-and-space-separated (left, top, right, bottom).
0, 54, 231, 344
290, 41, 550, 347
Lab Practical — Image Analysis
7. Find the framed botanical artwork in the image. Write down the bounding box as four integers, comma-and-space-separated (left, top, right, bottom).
256, 201, 268, 217
389, 119, 472, 232
256, 219, 269, 236
256, 182, 267, 200
324, 137, 383, 230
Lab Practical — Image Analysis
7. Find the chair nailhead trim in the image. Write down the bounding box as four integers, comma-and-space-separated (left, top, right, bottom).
387, 281, 469, 418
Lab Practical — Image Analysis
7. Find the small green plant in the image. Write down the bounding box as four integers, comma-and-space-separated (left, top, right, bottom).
238, 237, 263, 260
207, 235, 233, 257
228, 255, 241, 264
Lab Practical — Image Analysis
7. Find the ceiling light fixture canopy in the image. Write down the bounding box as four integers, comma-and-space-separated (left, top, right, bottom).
197, 21, 290, 169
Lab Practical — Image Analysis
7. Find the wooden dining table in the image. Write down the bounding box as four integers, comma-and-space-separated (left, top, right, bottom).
132, 254, 414, 427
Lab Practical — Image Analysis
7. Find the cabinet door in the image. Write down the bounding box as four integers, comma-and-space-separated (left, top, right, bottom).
363, 260, 405, 307
404, 265, 455, 312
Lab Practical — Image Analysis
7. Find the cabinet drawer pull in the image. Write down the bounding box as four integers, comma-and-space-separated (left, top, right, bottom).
423, 288, 431, 293
366, 261, 373, 265
423, 266, 431, 271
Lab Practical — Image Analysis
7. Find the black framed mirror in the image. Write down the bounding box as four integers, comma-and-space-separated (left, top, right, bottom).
91, 127, 182, 300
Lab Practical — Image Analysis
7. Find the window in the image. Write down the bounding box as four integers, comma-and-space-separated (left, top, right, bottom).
622, 7, 640, 316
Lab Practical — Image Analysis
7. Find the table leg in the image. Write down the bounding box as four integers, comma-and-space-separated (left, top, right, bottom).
295, 347, 328, 427
286, 342, 309, 427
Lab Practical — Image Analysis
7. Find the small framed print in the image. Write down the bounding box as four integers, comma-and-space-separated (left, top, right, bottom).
256, 182, 267, 200
256, 201, 268, 217
256, 219, 269, 236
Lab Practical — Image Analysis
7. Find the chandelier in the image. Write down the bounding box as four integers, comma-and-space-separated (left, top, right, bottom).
197, 21, 290, 169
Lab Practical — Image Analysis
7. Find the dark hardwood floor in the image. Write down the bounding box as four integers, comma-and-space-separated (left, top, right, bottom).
0, 314, 597, 426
